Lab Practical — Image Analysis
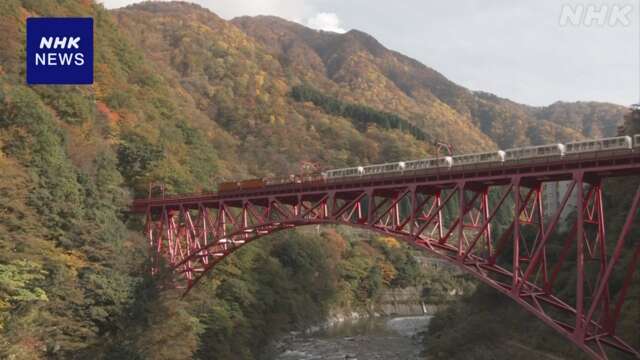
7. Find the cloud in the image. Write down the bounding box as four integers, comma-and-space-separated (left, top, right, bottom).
306, 12, 347, 33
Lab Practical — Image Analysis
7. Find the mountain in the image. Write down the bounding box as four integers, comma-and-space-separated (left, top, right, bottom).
112, 2, 627, 156
230, 14, 625, 148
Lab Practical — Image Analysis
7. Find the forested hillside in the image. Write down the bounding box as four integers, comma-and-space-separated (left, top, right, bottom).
0, 1, 633, 359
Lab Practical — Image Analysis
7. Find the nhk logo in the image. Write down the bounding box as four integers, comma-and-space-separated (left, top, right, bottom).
36, 37, 85, 66
559, 4, 634, 27
26, 17, 93, 84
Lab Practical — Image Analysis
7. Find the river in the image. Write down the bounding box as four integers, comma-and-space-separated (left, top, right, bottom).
273, 315, 431, 360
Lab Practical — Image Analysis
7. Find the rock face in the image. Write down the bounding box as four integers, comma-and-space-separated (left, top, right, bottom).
315, 285, 442, 331
375, 286, 440, 316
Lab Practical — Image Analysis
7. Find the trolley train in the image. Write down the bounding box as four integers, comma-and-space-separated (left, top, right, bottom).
218, 135, 639, 193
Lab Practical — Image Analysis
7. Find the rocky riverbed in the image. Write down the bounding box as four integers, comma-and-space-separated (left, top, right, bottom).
273, 315, 431, 360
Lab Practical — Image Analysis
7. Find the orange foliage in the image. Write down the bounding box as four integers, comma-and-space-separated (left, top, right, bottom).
379, 261, 397, 285
378, 236, 401, 248
96, 100, 119, 125
322, 228, 347, 262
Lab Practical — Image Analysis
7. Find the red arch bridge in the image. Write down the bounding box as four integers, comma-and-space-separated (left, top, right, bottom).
131, 153, 640, 359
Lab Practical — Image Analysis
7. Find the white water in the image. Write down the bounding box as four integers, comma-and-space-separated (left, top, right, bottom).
274, 315, 432, 360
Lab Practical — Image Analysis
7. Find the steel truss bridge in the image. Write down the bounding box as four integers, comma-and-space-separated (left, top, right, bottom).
131, 153, 640, 359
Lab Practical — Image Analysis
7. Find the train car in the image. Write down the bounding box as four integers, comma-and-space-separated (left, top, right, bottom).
404, 156, 453, 172
218, 181, 240, 193
362, 161, 405, 176
504, 144, 565, 162
633, 134, 640, 148
404, 158, 430, 171
239, 178, 266, 190
264, 175, 294, 187
451, 151, 505, 167
219, 178, 268, 192
300, 174, 325, 185
430, 156, 453, 168
325, 166, 364, 179
564, 136, 632, 156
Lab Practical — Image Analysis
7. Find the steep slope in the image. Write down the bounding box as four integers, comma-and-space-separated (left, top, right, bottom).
232, 15, 497, 152
534, 101, 627, 138
0, 0, 253, 357
231, 15, 626, 149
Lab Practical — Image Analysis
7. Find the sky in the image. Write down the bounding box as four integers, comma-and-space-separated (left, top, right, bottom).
100, 0, 639, 107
